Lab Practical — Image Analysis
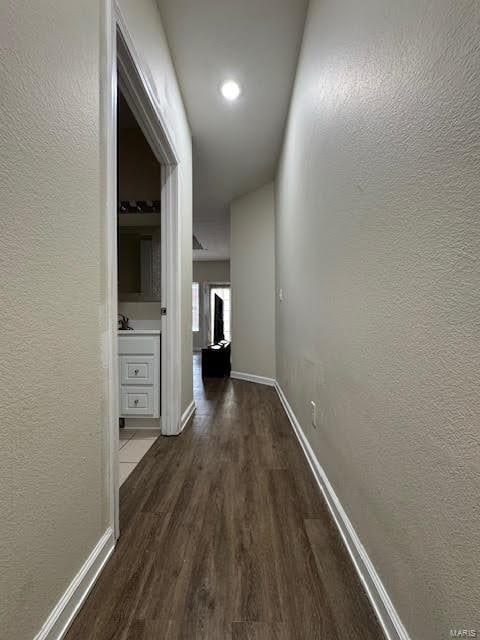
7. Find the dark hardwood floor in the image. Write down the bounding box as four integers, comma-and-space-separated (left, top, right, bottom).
65, 355, 384, 640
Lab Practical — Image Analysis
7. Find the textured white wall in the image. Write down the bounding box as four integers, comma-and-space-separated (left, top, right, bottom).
119, 0, 193, 413
276, 1, 480, 638
231, 183, 276, 379
118, 301, 161, 322
0, 2, 106, 638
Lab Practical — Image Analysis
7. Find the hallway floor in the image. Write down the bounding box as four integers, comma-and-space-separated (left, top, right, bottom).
65, 355, 383, 639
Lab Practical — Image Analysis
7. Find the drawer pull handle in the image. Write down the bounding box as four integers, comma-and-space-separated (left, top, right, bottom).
134, 369, 139, 375
134, 399, 139, 405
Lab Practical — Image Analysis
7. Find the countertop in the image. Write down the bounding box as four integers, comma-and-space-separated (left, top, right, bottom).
118, 329, 161, 335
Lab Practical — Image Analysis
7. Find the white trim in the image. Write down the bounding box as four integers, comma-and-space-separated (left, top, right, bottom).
102, 0, 119, 540
231, 371, 276, 387
179, 400, 196, 432
34, 528, 115, 640
161, 164, 182, 435
274, 382, 411, 640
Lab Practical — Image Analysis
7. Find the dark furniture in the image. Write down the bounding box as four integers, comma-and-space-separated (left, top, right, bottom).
201, 341, 231, 378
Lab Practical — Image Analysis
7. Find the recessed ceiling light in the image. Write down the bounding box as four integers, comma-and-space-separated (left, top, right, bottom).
221, 80, 241, 101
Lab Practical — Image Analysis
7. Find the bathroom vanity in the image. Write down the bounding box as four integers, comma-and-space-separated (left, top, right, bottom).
118, 329, 161, 419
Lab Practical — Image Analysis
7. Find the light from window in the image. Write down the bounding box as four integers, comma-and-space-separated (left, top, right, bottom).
210, 286, 231, 342
192, 282, 200, 332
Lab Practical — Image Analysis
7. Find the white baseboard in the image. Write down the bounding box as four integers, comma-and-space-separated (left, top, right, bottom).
34, 527, 115, 640
180, 400, 196, 432
274, 382, 411, 640
231, 371, 276, 387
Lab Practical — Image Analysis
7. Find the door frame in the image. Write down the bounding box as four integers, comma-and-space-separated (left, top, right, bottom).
103, 0, 182, 539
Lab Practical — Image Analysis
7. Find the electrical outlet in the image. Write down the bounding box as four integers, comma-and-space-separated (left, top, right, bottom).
310, 401, 317, 428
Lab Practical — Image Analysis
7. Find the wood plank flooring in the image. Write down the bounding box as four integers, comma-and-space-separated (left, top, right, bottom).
65, 355, 384, 640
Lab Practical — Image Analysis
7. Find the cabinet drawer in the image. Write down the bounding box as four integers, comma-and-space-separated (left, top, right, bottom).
118, 336, 155, 356
120, 356, 154, 385
120, 387, 154, 416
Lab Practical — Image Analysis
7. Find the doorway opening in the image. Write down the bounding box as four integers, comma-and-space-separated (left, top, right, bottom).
116, 88, 162, 488
191, 260, 231, 383
105, 11, 183, 540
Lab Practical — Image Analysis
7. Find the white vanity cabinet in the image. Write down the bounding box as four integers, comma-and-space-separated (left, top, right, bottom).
118, 331, 160, 418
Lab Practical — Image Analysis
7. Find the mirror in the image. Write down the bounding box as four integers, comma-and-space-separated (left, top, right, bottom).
118, 226, 161, 301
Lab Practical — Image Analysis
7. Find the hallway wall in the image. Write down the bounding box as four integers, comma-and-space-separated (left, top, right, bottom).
231, 183, 276, 380
0, 2, 106, 638
0, 1, 192, 639
275, 1, 480, 638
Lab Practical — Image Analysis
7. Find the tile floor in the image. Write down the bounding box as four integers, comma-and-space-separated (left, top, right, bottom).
118, 429, 161, 486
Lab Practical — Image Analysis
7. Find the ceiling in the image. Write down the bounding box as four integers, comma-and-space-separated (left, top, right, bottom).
156, 0, 308, 260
